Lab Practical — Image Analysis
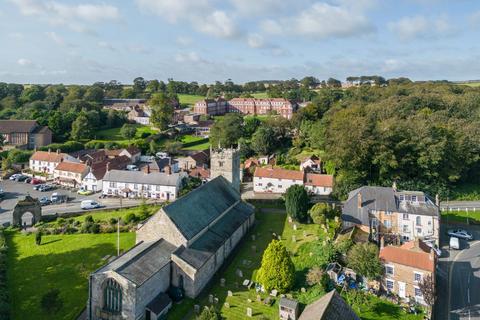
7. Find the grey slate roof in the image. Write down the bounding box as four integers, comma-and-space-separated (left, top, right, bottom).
95, 239, 176, 286
0, 120, 38, 133
146, 292, 172, 315
342, 186, 439, 225
102, 169, 181, 186
163, 176, 240, 240
299, 290, 359, 320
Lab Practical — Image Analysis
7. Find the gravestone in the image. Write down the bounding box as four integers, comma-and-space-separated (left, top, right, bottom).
303, 231, 307, 237
194, 305, 200, 314
224, 302, 230, 309
236, 269, 243, 278
277, 235, 282, 240
247, 299, 252, 303
228, 290, 233, 297
247, 307, 253, 317
256, 295, 262, 302
293, 224, 297, 230
301, 287, 306, 293
288, 216, 293, 223
270, 289, 278, 297
208, 294, 214, 304
251, 234, 256, 241
309, 252, 313, 257
292, 235, 296, 243
214, 297, 219, 304
220, 278, 226, 287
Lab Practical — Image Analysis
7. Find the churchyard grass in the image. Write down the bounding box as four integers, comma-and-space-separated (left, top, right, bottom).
441, 209, 480, 224
170, 209, 423, 320
6, 231, 135, 320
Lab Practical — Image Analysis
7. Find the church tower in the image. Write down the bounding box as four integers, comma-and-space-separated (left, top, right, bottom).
210, 146, 241, 193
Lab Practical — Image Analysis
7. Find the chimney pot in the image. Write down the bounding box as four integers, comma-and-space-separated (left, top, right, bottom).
435, 194, 440, 207
357, 192, 362, 209
106, 162, 110, 172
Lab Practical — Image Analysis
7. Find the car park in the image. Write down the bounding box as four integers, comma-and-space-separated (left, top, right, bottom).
33, 184, 45, 191
14, 175, 28, 182
447, 229, 473, 240
30, 178, 43, 185
51, 193, 68, 204
24, 178, 32, 184
81, 200, 102, 210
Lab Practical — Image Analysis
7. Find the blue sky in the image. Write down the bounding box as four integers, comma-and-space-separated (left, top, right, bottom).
1, 0, 480, 84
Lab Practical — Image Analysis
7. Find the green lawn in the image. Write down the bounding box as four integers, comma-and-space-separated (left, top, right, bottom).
51, 206, 161, 225
251, 92, 269, 99
170, 210, 421, 319
178, 94, 205, 106
441, 210, 480, 224
180, 134, 210, 151
6, 231, 136, 320
91, 124, 158, 144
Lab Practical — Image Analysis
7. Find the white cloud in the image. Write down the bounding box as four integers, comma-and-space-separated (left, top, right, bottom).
247, 33, 265, 48
262, 2, 375, 39
229, 0, 288, 15
389, 15, 456, 40
176, 36, 192, 46
17, 58, 32, 66
45, 31, 64, 45
8, 0, 120, 33
195, 10, 238, 38
175, 51, 203, 63
98, 41, 116, 51
135, 0, 239, 39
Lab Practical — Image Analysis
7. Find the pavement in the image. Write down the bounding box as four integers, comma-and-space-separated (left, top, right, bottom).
0, 179, 149, 226
436, 224, 480, 320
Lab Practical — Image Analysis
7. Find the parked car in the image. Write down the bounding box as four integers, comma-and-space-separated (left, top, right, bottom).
51, 192, 68, 204
30, 178, 43, 185
81, 200, 102, 210
14, 175, 28, 182
33, 184, 45, 191
447, 229, 473, 240
9, 174, 22, 181
0, 188, 4, 198
24, 178, 32, 184
38, 184, 54, 192
126, 165, 139, 171
423, 240, 442, 256
39, 196, 51, 206
450, 236, 460, 250
78, 188, 93, 195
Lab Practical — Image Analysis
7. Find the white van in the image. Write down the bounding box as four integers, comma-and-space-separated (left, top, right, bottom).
81, 200, 101, 210
126, 165, 139, 171
449, 236, 460, 250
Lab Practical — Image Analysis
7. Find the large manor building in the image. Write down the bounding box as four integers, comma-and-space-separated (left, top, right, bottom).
0, 120, 52, 149
193, 97, 296, 119
87, 147, 253, 320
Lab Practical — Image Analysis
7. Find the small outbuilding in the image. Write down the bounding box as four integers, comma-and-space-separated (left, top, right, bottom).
279, 297, 299, 320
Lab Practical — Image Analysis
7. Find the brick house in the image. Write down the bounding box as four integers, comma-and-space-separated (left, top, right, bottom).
342, 186, 440, 245
0, 120, 52, 149
379, 239, 435, 305
54, 161, 89, 187
193, 98, 296, 119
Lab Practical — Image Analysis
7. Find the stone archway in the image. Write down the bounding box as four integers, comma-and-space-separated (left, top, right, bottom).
12, 196, 42, 227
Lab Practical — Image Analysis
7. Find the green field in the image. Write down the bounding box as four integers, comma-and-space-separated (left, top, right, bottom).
251, 92, 269, 99
92, 124, 158, 144
181, 135, 210, 151
170, 211, 422, 319
456, 82, 480, 87
6, 231, 136, 320
178, 94, 205, 106
441, 210, 480, 224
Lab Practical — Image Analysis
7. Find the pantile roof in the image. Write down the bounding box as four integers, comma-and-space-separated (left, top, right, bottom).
55, 161, 88, 173
254, 167, 304, 180
30, 151, 68, 163
304, 173, 334, 187
379, 240, 435, 272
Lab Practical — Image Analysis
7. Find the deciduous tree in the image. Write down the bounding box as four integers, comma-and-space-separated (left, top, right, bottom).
347, 243, 383, 279
285, 185, 309, 222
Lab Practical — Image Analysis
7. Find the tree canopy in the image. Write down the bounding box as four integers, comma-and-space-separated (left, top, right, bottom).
149, 92, 175, 131
209, 113, 244, 148
285, 185, 310, 222
347, 243, 383, 279
256, 240, 295, 292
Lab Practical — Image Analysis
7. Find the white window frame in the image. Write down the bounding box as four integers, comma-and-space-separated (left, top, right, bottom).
414, 286, 422, 298
385, 264, 394, 276
414, 272, 423, 283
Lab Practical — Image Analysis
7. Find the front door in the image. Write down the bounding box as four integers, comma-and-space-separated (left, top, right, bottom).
398, 282, 406, 298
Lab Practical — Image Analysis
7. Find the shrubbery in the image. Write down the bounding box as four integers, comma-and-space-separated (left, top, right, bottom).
256, 240, 295, 292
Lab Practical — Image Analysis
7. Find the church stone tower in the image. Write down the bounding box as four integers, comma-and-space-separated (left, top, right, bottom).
210, 146, 241, 193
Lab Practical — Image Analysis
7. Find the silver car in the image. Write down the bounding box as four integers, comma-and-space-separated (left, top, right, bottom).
447, 229, 473, 240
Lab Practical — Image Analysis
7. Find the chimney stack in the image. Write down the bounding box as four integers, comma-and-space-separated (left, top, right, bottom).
48, 148, 51, 154
56, 149, 60, 154
357, 192, 363, 209
165, 165, 171, 175
435, 194, 440, 207
106, 162, 110, 172
147, 164, 150, 174
392, 181, 397, 192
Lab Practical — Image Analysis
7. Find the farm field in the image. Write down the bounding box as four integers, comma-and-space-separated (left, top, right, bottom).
6, 231, 136, 320
92, 124, 158, 144
251, 92, 269, 99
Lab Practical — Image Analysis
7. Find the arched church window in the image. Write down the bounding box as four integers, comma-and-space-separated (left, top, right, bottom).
103, 278, 122, 313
